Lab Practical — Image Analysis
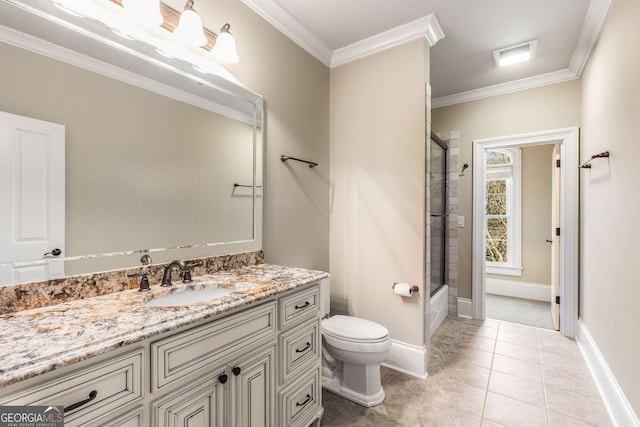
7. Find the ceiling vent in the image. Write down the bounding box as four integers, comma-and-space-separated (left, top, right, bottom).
493, 40, 537, 67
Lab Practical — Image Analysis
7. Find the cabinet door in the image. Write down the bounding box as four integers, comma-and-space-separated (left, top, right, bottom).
229, 344, 275, 427
152, 369, 226, 427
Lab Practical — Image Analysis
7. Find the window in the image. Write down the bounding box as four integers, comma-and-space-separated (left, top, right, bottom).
485, 148, 521, 276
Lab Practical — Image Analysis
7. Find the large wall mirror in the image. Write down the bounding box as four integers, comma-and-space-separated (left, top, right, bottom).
0, 0, 263, 286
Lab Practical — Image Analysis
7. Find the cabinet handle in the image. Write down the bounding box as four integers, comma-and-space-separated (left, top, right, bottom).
295, 394, 312, 407
294, 301, 310, 310
232, 367, 242, 376
295, 342, 311, 353
64, 390, 97, 413
219, 374, 228, 384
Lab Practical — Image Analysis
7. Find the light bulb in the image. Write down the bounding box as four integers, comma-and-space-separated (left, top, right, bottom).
173, 0, 207, 47
212, 24, 239, 64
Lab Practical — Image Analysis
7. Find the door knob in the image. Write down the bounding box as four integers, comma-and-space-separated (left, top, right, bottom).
232, 367, 241, 376
44, 248, 62, 257
218, 374, 228, 384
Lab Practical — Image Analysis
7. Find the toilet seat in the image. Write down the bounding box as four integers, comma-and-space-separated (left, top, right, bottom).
322, 315, 391, 353
322, 315, 389, 341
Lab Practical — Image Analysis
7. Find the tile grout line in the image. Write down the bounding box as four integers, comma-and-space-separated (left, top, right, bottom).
536, 332, 552, 426
492, 320, 553, 426
479, 319, 501, 425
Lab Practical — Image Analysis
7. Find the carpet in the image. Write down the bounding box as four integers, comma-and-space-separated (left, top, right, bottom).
486, 293, 555, 330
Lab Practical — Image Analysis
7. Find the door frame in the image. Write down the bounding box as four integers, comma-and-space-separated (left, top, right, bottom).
472, 127, 579, 337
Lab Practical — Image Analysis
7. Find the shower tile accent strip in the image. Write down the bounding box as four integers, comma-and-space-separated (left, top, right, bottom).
0, 250, 263, 315
446, 131, 461, 316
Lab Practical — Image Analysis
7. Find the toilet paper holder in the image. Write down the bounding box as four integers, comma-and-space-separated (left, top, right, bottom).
392, 283, 419, 293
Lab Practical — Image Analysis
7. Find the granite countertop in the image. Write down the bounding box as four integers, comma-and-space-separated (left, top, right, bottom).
0, 264, 328, 388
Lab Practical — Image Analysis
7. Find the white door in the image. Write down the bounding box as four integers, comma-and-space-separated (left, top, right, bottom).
551, 144, 561, 330
0, 111, 65, 283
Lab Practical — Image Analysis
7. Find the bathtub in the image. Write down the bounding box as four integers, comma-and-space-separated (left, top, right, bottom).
429, 284, 449, 338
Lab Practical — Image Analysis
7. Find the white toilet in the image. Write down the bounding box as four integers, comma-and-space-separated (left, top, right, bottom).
320, 279, 392, 407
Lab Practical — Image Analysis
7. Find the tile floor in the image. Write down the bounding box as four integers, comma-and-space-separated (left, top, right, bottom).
321, 316, 612, 427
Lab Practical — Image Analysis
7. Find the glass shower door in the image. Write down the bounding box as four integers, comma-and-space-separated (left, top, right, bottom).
430, 135, 447, 296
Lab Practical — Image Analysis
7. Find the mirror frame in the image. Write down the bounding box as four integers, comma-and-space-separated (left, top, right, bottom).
0, 0, 264, 283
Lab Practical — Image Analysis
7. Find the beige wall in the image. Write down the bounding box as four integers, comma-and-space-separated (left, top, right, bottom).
486, 144, 554, 285
330, 40, 428, 346
432, 81, 581, 298
211, 0, 330, 272
580, 0, 640, 414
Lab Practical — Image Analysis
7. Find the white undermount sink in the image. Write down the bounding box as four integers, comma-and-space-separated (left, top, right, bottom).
145, 286, 232, 307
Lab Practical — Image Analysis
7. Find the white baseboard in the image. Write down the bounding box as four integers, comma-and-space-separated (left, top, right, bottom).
381, 340, 427, 379
458, 298, 473, 318
486, 277, 551, 302
576, 320, 640, 427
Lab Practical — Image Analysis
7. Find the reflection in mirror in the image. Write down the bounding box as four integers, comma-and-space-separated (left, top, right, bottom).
0, 0, 263, 286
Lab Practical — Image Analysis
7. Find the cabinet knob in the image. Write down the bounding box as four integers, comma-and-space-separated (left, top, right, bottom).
232, 367, 242, 376
218, 374, 228, 384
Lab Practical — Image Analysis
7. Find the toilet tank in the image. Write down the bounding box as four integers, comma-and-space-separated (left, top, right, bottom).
320, 277, 330, 317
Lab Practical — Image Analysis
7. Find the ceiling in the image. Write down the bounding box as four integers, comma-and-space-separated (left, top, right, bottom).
238, 0, 613, 107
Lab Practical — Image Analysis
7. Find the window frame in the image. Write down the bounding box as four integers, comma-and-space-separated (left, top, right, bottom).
485, 148, 522, 276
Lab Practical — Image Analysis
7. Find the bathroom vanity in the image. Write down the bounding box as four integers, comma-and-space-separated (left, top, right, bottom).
0, 264, 327, 427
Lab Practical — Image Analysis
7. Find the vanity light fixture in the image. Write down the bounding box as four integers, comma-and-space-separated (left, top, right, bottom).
173, 0, 208, 47
48, 0, 240, 69
493, 40, 537, 67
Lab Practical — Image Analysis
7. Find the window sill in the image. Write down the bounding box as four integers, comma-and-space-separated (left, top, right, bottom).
486, 264, 522, 277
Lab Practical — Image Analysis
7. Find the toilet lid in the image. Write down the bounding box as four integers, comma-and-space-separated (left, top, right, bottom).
322, 315, 389, 342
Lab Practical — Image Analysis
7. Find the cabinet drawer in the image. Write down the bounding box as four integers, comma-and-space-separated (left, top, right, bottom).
1, 349, 143, 427
279, 285, 320, 330
91, 406, 144, 427
151, 301, 276, 391
279, 319, 320, 385
279, 368, 321, 427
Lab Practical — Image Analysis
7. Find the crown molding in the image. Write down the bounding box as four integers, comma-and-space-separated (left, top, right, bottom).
432, 69, 578, 108
331, 14, 444, 68
240, 0, 333, 66
432, 0, 614, 108
569, 0, 615, 75
240, 1, 444, 69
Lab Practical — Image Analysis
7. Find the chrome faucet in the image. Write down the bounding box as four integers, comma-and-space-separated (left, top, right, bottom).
161, 260, 187, 287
